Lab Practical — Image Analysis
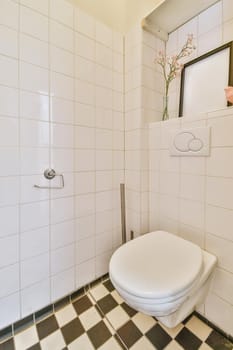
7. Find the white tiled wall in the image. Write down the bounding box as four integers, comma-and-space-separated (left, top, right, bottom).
147, 0, 233, 336
124, 25, 164, 238
0, 0, 123, 329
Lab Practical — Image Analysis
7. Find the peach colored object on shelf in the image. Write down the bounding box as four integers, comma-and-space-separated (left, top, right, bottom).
224, 86, 233, 103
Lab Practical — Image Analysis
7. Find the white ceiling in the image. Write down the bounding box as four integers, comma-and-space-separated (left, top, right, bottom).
67, 0, 162, 33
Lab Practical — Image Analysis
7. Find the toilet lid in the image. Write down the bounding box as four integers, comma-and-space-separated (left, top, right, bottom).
110, 231, 203, 300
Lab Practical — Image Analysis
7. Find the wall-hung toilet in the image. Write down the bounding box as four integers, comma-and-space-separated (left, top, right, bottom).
109, 231, 217, 328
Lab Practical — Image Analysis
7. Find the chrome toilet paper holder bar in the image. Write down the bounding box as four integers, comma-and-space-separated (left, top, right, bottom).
34, 168, 64, 189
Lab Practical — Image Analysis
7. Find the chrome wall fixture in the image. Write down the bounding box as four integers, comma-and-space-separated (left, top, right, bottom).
34, 168, 64, 189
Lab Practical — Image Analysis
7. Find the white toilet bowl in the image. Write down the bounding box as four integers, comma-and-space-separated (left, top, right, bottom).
109, 231, 217, 328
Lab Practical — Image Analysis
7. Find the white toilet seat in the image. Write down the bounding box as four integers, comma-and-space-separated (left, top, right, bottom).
109, 231, 203, 303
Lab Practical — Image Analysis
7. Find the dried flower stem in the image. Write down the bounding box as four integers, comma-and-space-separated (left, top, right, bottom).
156, 34, 196, 120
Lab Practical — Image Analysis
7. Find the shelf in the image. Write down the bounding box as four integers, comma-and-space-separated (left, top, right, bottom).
142, 0, 220, 41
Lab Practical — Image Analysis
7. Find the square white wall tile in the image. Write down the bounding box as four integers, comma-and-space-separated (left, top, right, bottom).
198, 26, 222, 56
96, 20, 113, 47
51, 244, 75, 275
0, 117, 18, 147
76, 259, 95, 289
223, 18, 233, 43
74, 8, 95, 38
20, 253, 49, 289
76, 237, 95, 264
21, 279, 50, 317
113, 150, 124, 170
75, 103, 95, 127
96, 129, 112, 150
75, 79, 94, 105
75, 194, 95, 218
51, 268, 75, 302
96, 231, 112, 255
76, 215, 95, 240
75, 33, 95, 60
20, 33, 49, 68
96, 65, 112, 89
205, 293, 233, 336
0, 0, 19, 30
75, 150, 95, 172
96, 43, 112, 69
0, 86, 18, 117
75, 172, 95, 195
206, 177, 233, 210
0, 206, 19, 238
50, 72, 74, 100
51, 197, 74, 224
50, 0, 74, 28
20, 226, 49, 260
50, 172, 75, 200
198, 2, 222, 36
95, 250, 112, 278
96, 191, 113, 212
0, 177, 19, 207
51, 149, 74, 173
113, 31, 123, 54
51, 123, 74, 149
20, 201, 49, 232
0, 148, 19, 176
96, 210, 113, 234
20, 148, 49, 175
50, 20, 74, 52
206, 233, 233, 273
0, 26, 18, 58
74, 126, 95, 149
179, 198, 205, 230
211, 268, 233, 305
51, 220, 75, 250
180, 156, 205, 175
180, 174, 205, 202
50, 46, 74, 77
20, 0, 49, 16
208, 116, 233, 147
20, 91, 49, 121
50, 97, 74, 124
20, 62, 49, 95
0, 293, 20, 329
20, 6, 48, 42
0, 264, 19, 299
96, 108, 113, 130
223, 0, 233, 22
75, 56, 94, 83
160, 172, 179, 197
178, 223, 204, 248
0, 55, 18, 88
206, 205, 233, 242
207, 147, 233, 177
96, 171, 112, 192
96, 150, 112, 171
20, 119, 49, 147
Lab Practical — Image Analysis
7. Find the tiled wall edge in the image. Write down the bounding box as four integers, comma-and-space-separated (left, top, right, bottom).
0, 273, 109, 344
194, 311, 233, 343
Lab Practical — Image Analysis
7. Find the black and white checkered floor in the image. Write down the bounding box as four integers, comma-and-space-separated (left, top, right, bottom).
1, 278, 233, 350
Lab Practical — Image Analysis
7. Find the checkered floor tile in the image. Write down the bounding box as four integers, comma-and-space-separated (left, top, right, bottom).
0, 278, 233, 350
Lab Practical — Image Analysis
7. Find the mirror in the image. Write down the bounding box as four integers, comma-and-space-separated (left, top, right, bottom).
179, 41, 233, 117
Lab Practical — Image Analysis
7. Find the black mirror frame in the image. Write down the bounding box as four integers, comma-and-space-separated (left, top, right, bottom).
179, 41, 233, 117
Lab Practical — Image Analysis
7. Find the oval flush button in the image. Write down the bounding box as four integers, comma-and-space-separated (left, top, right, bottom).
169, 127, 210, 157
188, 138, 203, 152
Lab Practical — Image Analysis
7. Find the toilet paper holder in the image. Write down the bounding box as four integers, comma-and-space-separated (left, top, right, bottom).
34, 168, 64, 189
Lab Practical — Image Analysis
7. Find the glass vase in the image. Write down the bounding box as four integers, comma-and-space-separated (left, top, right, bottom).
162, 95, 169, 121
